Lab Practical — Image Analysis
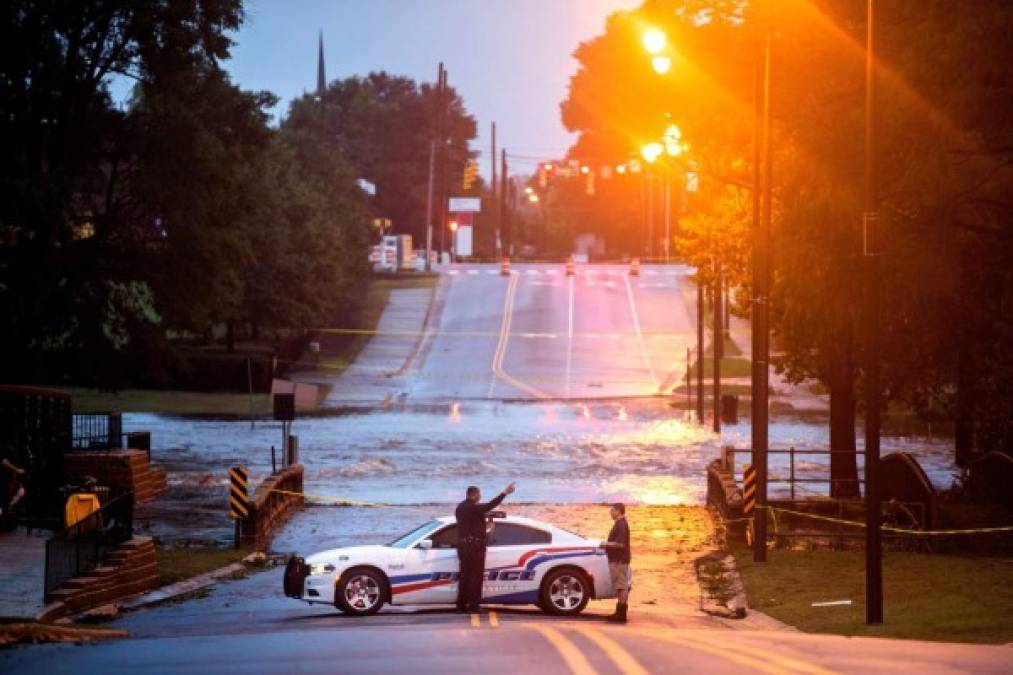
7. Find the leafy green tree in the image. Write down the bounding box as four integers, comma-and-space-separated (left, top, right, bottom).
284, 73, 477, 245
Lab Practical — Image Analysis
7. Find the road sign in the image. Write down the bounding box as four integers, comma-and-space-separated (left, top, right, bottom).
229, 466, 249, 519
742, 463, 756, 516
448, 197, 481, 212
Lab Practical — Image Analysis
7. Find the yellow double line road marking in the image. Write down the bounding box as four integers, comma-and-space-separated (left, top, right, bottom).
628, 627, 836, 675
491, 273, 550, 399
523, 622, 834, 675
469, 611, 500, 629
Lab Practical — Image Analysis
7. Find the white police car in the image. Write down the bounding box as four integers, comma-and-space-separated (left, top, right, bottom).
283, 512, 613, 616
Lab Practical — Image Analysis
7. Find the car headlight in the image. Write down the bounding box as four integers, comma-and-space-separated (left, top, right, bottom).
309, 563, 335, 575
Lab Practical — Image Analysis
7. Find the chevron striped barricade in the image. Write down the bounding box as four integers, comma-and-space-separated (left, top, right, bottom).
229, 466, 249, 548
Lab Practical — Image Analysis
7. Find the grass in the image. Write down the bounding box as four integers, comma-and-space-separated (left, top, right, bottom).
47, 273, 438, 415
155, 546, 247, 587
63, 387, 272, 415
733, 548, 1013, 644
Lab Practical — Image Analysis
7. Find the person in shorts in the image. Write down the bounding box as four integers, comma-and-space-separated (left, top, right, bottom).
602, 502, 631, 623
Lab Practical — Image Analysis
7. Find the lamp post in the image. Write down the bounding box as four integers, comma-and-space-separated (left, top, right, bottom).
862, 0, 883, 626
642, 30, 704, 424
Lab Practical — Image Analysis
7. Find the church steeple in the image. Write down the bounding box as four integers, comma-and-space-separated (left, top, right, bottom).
316, 30, 326, 98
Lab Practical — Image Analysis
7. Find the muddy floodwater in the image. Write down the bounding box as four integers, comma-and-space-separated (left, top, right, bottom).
130, 399, 958, 545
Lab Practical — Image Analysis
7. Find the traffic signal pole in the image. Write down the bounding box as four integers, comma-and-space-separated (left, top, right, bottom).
752, 22, 772, 564
863, 0, 883, 625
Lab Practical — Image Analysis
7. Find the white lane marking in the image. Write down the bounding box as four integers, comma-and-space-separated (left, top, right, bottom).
666, 271, 679, 276
448, 270, 460, 275
487, 270, 498, 275
467, 269, 479, 275
646, 269, 658, 275
529, 281, 559, 287
638, 283, 673, 288
521, 333, 558, 339
546, 269, 559, 275
565, 274, 574, 398
624, 274, 661, 391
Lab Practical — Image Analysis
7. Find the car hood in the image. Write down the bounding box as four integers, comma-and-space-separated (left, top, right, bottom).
305, 545, 393, 566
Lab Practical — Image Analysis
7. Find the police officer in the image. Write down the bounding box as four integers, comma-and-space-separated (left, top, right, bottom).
455, 482, 515, 612
602, 502, 631, 623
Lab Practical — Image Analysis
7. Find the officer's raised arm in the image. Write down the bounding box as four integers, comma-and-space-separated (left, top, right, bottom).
482, 482, 515, 512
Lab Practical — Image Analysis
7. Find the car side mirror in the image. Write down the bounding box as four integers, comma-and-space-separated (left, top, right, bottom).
418, 539, 433, 550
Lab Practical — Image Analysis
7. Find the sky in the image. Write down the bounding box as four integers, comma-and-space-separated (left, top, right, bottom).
226, 0, 641, 178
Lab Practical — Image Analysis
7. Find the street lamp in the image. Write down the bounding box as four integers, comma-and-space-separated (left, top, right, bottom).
642, 28, 666, 55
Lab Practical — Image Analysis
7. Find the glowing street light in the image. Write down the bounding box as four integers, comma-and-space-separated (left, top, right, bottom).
652, 55, 672, 74
616, 164, 627, 175
641, 142, 663, 164
642, 28, 666, 55
528, 194, 540, 204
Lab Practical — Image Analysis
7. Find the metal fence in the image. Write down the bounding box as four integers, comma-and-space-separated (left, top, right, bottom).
71, 413, 123, 450
725, 447, 866, 499
43, 489, 134, 601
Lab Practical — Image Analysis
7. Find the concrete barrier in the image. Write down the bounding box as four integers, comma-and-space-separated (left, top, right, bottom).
240, 464, 304, 551
37, 536, 159, 622
706, 450, 747, 546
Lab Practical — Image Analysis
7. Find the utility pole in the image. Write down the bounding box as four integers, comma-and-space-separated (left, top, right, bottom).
863, 0, 883, 626
713, 270, 723, 434
664, 177, 671, 263
424, 63, 443, 271
491, 122, 499, 258
437, 66, 448, 262
752, 20, 773, 564
646, 176, 654, 259
697, 283, 705, 423
500, 149, 509, 256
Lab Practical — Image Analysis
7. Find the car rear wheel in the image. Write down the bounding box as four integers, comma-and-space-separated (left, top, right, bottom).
335, 567, 386, 616
539, 567, 590, 616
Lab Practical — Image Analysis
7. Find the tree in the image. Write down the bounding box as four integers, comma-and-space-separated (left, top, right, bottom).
284, 73, 477, 246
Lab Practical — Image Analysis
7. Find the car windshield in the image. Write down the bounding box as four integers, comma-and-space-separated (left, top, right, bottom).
388, 520, 441, 548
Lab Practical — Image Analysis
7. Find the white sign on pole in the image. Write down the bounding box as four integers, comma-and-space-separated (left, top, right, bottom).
448, 197, 481, 213
456, 225, 473, 257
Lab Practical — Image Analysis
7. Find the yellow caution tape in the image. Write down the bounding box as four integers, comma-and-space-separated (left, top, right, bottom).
266, 488, 436, 513
770, 506, 1013, 536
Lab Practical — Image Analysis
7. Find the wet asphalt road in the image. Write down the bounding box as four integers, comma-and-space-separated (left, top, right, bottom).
3, 264, 995, 673
2, 567, 1010, 674
412, 262, 696, 400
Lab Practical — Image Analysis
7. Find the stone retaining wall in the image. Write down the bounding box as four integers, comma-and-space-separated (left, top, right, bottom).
241, 464, 304, 551
706, 448, 748, 546
64, 449, 167, 504
38, 536, 159, 621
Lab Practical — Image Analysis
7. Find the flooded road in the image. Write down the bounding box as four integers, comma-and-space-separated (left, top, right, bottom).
130, 399, 958, 545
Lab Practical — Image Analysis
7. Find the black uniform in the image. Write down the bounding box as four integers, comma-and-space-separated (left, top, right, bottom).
606, 517, 631, 563
455, 492, 506, 609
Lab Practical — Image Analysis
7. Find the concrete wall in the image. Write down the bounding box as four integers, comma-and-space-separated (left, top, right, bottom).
39, 536, 159, 621
706, 450, 748, 546
64, 449, 167, 504
240, 464, 304, 551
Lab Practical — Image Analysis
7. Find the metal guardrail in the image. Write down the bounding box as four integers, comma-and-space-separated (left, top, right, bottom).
43, 489, 134, 601
725, 447, 866, 499
71, 413, 122, 450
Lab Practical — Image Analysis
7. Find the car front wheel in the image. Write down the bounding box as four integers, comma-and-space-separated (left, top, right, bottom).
335, 567, 386, 616
539, 567, 590, 616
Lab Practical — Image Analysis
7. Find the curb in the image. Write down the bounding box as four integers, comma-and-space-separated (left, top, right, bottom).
117, 562, 247, 612
386, 275, 446, 378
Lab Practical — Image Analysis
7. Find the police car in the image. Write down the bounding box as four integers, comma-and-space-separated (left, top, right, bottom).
283, 512, 614, 616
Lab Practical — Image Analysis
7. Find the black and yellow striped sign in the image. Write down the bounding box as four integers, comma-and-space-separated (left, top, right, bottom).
229, 466, 249, 519
742, 463, 757, 516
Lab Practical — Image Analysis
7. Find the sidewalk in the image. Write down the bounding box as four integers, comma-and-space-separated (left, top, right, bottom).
0, 528, 48, 618
293, 283, 439, 407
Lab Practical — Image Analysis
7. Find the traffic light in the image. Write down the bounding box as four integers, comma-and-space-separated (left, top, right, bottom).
462, 161, 479, 190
